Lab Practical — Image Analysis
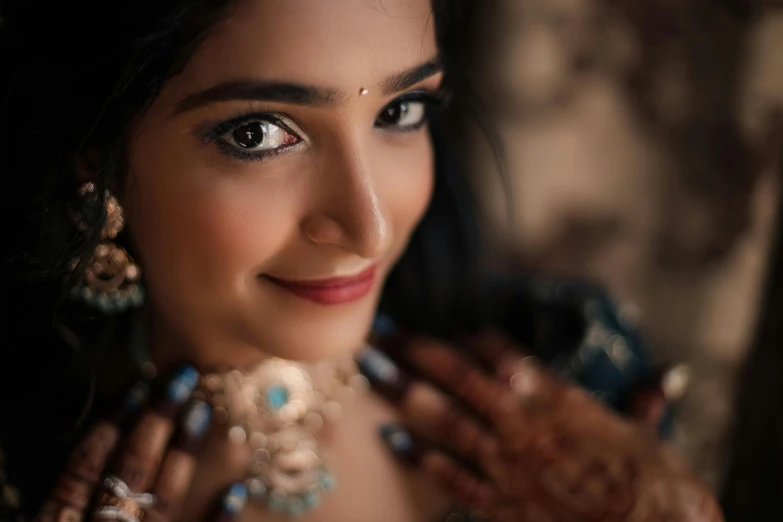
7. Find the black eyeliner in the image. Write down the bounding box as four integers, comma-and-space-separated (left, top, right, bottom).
198, 112, 297, 143
391, 90, 446, 108
215, 140, 302, 162
374, 90, 445, 133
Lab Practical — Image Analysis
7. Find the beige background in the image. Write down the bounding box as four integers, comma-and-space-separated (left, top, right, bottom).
473, 2, 783, 490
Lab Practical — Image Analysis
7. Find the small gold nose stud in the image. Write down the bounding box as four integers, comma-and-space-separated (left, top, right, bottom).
359, 87, 369, 96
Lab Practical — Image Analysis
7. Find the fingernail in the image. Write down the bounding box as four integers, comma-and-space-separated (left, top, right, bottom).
214, 483, 247, 522
174, 400, 212, 454
107, 380, 150, 425
156, 365, 199, 417
372, 313, 398, 339
379, 423, 425, 465
357, 347, 412, 402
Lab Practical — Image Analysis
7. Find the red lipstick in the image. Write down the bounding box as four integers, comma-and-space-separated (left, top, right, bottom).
266, 265, 378, 305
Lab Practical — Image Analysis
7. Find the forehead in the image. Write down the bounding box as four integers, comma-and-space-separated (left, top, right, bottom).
174, 0, 436, 94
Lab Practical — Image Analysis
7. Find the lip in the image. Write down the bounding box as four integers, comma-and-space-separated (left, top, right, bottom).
264, 264, 378, 305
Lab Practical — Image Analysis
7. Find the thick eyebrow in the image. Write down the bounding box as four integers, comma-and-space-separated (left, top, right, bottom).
173, 82, 345, 115
172, 57, 442, 115
380, 57, 442, 96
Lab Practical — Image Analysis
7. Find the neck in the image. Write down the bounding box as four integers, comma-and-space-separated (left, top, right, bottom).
141, 304, 364, 376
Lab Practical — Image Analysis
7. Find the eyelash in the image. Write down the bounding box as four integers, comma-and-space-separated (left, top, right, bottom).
200, 90, 446, 162
374, 91, 445, 133
200, 113, 301, 162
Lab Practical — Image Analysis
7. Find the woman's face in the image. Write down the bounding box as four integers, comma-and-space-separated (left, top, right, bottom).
122, 0, 438, 368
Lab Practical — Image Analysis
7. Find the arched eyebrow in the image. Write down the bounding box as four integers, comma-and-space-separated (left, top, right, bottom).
172, 56, 442, 115
379, 57, 442, 96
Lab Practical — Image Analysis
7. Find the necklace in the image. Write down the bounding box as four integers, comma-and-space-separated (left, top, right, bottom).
196, 355, 369, 517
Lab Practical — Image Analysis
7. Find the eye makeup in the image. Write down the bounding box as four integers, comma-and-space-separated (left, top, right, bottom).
197, 112, 303, 162
195, 86, 447, 163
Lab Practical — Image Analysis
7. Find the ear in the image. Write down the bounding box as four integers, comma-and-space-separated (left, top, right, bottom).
73, 149, 102, 182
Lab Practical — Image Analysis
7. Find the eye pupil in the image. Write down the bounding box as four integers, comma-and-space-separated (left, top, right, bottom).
233, 122, 266, 149
380, 102, 409, 125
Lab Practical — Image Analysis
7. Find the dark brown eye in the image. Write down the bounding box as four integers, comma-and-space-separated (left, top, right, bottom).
232, 122, 266, 149
222, 119, 299, 155
378, 102, 409, 125
375, 100, 427, 130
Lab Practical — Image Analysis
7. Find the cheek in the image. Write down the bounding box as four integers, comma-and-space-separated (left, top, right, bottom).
122, 144, 297, 303
380, 136, 435, 246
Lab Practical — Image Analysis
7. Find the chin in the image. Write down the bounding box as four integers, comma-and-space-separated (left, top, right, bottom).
246, 302, 378, 363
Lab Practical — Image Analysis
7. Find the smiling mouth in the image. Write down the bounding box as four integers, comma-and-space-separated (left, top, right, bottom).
263, 265, 378, 305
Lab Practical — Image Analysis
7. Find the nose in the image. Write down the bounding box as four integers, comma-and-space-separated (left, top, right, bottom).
301, 145, 391, 259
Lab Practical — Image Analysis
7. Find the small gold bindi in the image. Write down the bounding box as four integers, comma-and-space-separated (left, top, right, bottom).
358, 87, 369, 96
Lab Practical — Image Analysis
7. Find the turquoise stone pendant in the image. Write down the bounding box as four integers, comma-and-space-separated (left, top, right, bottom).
200, 356, 367, 518
266, 385, 290, 410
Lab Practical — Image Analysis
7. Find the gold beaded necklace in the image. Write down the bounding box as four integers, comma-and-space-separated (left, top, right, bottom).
196, 355, 369, 517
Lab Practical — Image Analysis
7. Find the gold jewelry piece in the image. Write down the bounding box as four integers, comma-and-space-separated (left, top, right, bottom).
198, 355, 368, 517
358, 87, 369, 96
68, 182, 144, 313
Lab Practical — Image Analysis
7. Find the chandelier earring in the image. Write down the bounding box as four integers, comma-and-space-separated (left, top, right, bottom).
68, 182, 144, 313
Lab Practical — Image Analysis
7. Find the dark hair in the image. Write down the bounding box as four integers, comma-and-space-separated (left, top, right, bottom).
0, 0, 488, 516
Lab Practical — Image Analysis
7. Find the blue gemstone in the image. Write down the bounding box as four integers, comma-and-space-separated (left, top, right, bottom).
246, 478, 267, 500
383, 427, 413, 454
302, 490, 321, 509
130, 290, 144, 306
372, 313, 397, 338
268, 494, 286, 512
223, 483, 247, 514
286, 498, 305, 517
167, 366, 199, 404
266, 385, 290, 410
184, 401, 211, 437
318, 471, 336, 491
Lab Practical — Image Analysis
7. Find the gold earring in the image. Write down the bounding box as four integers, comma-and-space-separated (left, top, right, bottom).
69, 182, 144, 313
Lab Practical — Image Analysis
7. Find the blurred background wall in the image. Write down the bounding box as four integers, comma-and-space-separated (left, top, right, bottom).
469, 0, 783, 490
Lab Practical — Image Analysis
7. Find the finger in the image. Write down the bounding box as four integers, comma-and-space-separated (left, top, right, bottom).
421, 452, 498, 517
466, 330, 528, 381
629, 387, 667, 430
467, 331, 565, 407
359, 344, 497, 466
149, 400, 212, 521
368, 313, 410, 351
629, 364, 689, 434
34, 502, 82, 522
379, 423, 430, 465
403, 382, 497, 466
35, 381, 149, 521
361, 346, 500, 466
212, 483, 248, 522
112, 366, 199, 493
505, 356, 566, 412
356, 346, 414, 403
45, 422, 120, 517
404, 338, 517, 425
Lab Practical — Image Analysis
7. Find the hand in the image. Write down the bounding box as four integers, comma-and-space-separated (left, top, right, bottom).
360, 333, 722, 522
33, 367, 245, 522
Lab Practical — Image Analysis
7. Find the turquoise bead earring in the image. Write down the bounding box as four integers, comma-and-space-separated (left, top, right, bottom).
68, 182, 144, 314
